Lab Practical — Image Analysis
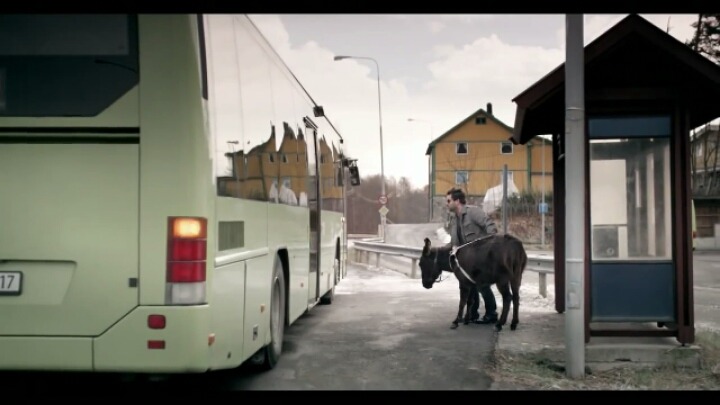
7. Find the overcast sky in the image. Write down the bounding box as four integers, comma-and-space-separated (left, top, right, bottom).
247, 14, 702, 189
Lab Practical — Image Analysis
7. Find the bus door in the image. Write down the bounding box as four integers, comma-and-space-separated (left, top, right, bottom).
303, 117, 321, 305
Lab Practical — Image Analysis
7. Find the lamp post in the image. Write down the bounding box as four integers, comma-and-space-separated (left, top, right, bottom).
408, 118, 434, 221
334, 55, 387, 239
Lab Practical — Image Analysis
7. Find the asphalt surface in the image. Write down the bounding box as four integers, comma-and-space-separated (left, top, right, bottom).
0, 261, 497, 392
225, 262, 498, 390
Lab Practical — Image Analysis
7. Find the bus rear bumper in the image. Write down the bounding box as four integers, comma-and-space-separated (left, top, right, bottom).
0, 305, 212, 373
93, 305, 212, 373
0, 337, 92, 371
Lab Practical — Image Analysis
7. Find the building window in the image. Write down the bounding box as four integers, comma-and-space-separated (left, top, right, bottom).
268, 153, 275, 163
475, 117, 487, 125
456, 142, 468, 155
456, 171, 469, 185
501, 141, 513, 154
696, 143, 703, 158
281, 153, 288, 163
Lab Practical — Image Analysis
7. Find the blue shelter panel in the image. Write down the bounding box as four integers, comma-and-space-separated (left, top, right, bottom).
590, 262, 675, 322
588, 116, 671, 138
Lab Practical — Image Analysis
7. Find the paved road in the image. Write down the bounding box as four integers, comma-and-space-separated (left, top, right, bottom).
223, 262, 497, 390
0, 262, 498, 391
691, 251, 720, 333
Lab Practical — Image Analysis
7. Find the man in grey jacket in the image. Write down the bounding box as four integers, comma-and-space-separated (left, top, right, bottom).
446, 187, 499, 324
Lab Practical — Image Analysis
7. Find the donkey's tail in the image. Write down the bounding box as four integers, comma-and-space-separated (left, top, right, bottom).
511, 236, 528, 275
519, 248, 528, 274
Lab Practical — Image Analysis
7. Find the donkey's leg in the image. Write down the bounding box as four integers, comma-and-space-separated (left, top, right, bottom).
510, 271, 523, 331
463, 286, 476, 325
494, 282, 513, 332
453, 285, 469, 329
467, 285, 480, 323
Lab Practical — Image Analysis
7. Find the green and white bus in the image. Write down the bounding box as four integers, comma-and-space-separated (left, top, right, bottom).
0, 14, 355, 374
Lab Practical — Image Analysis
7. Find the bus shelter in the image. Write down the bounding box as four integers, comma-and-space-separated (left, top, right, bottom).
510, 14, 720, 344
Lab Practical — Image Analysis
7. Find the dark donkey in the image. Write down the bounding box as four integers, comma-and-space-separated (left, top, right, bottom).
419, 234, 528, 331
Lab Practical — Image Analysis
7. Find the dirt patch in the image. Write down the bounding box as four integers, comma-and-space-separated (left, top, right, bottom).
489, 330, 720, 390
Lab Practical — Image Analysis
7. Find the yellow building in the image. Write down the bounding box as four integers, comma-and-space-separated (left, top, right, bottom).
426, 103, 553, 220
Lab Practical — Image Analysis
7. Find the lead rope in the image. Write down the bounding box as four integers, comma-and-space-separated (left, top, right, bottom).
450, 234, 495, 284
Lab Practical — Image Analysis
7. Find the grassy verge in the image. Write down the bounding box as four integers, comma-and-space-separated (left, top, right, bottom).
490, 330, 720, 390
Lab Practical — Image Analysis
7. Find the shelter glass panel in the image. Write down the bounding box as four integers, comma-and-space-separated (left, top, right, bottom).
588, 116, 672, 261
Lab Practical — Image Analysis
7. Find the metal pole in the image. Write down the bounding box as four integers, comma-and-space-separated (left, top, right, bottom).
342, 162, 348, 271
542, 140, 546, 247
374, 59, 387, 241
502, 164, 508, 234
565, 14, 586, 379
428, 122, 434, 222
333, 55, 386, 240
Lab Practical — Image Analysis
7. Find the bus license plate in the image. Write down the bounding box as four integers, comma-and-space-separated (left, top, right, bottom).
0, 271, 22, 295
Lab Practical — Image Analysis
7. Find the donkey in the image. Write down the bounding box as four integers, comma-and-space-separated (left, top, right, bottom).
419, 234, 527, 331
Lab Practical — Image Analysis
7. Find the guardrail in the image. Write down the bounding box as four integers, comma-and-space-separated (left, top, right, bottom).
524, 252, 554, 298
351, 240, 423, 277
348, 234, 380, 240
350, 240, 555, 298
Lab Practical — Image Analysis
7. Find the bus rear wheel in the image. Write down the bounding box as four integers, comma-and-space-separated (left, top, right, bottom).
320, 257, 339, 305
250, 258, 286, 371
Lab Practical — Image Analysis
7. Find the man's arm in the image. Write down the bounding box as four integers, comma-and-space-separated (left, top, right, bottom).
447, 215, 459, 246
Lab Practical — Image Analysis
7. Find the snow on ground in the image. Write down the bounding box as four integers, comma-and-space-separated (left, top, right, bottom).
337, 260, 557, 315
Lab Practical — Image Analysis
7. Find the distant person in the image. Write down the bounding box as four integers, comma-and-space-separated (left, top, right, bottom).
269, 180, 279, 203
279, 179, 298, 205
446, 187, 499, 324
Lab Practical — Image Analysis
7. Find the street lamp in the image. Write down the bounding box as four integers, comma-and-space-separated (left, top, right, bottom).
407, 118, 434, 221
334, 55, 387, 239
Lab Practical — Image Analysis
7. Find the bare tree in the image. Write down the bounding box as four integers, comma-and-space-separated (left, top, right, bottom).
687, 15, 720, 196
345, 174, 431, 233
686, 14, 720, 64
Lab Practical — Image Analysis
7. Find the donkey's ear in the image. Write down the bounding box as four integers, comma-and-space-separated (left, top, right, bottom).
423, 238, 431, 255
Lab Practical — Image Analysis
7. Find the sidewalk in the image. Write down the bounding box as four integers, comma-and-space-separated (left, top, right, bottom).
493, 276, 702, 374
497, 314, 701, 368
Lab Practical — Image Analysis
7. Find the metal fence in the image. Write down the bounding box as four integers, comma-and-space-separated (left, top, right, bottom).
350, 240, 555, 298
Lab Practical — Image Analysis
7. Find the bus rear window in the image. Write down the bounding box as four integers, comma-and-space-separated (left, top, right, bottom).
0, 14, 138, 117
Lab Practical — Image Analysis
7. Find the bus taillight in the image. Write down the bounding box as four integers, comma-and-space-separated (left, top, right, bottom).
168, 262, 206, 282
166, 217, 207, 305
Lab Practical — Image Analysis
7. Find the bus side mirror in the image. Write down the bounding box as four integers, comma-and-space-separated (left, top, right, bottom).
348, 164, 361, 186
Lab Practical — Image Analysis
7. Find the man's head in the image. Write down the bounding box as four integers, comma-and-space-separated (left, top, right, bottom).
446, 187, 466, 213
